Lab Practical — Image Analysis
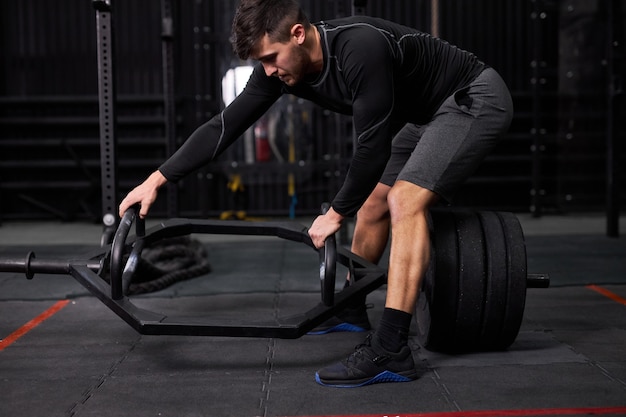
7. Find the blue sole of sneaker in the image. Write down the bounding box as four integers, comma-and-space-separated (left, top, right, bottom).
307, 322, 369, 335
314, 370, 414, 388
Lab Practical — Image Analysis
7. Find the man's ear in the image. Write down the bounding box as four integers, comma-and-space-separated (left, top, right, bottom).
291, 24, 306, 45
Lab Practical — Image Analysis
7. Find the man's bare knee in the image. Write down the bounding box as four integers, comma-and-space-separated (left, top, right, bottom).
387, 181, 438, 222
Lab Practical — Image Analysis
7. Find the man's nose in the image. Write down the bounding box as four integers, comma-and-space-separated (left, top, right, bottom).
263, 63, 277, 77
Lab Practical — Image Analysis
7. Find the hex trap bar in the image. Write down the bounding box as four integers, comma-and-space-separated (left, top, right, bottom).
0, 207, 387, 339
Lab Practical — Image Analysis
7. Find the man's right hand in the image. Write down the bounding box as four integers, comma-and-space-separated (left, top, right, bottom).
118, 170, 168, 219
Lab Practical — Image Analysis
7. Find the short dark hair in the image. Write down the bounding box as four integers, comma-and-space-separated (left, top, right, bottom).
230, 0, 310, 60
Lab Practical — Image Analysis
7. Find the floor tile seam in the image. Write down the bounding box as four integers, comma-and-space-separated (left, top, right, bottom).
427, 368, 462, 412
65, 335, 142, 416
258, 240, 287, 417
421, 360, 598, 371
5, 283, 624, 303
587, 360, 626, 390
259, 337, 277, 417
416, 343, 594, 370
543, 283, 626, 289
416, 339, 463, 412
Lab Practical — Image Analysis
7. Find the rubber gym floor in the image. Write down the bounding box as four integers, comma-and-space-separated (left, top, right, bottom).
1, 213, 625, 417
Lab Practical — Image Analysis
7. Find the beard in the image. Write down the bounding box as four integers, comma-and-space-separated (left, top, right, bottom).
279, 44, 311, 86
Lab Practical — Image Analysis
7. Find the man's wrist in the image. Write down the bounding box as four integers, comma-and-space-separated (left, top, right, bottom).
327, 206, 345, 223
150, 170, 169, 188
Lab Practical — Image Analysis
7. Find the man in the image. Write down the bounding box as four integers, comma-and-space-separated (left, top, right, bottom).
119, 0, 513, 388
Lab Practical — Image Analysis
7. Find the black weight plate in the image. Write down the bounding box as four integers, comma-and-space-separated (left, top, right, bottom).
496, 211, 527, 349
453, 210, 486, 351
318, 202, 336, 306
476, 211, 508, 350
427, 209, 461, 351
320, 232, 336, 306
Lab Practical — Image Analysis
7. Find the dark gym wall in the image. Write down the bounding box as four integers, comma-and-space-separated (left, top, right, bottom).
0, 1, 623, 221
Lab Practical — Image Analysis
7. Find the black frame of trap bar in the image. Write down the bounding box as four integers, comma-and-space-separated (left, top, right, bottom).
1, 208, 387, 339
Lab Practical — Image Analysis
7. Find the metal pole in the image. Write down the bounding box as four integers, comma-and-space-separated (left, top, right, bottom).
431, 0, 440, 37
161, 0, 179, 218
352, 0, 367, 16
529, 1, 544, 218
93, 0, 119, 246
606, 0, 622, 237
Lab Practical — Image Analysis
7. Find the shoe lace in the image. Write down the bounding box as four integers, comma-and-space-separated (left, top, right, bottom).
345, 334, 374, 366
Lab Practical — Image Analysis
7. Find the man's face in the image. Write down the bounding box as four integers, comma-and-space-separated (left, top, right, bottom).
252, 32, 310, 86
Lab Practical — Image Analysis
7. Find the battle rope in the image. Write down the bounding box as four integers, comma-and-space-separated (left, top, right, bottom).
125, 236, 211, 295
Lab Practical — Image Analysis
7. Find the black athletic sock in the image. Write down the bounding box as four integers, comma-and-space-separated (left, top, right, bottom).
375, 307, 412, 353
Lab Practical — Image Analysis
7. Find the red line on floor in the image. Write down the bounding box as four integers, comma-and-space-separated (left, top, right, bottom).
587, 284, 626, 306
291, 406, 626, 417
0, 299, 70, 352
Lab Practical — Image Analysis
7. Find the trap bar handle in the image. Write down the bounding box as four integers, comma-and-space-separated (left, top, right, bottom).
110, 205, 145, 300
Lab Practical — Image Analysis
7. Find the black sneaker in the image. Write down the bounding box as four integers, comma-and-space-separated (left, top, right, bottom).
307, 304, 372, 335
315, 334, 418, 388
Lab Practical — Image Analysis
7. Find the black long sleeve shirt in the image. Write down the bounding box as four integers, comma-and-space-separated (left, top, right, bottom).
159, 16, 485, 217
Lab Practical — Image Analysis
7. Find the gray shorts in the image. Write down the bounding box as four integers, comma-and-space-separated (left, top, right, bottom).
379, 68, 514, 203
